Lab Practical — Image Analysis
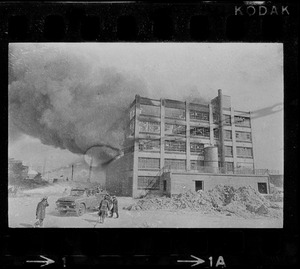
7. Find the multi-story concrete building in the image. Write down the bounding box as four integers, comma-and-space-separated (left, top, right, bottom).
106, 90, 270, 198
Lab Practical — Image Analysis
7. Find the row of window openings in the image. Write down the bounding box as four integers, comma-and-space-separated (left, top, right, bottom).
131, 105, 251, 127
137, 121, 210, 137
138, 141, 205, 153
137, 177, 267, 194
138, 105, 209, 121
133, 121, 251, 140
138, 158, 253, 170
138, 141, 253, 157
214, 129, 252, 141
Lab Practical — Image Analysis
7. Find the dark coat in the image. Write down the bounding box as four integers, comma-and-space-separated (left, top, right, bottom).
112, 198, 118, 213
36, 200, 49, 220
99, 199, 110, 211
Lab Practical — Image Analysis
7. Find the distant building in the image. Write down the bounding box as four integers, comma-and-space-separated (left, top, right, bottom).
8, 158, 22, 169
106, 90, 270, 198
27, 169, 39, 180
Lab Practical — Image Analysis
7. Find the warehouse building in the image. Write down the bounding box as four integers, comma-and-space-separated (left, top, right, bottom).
106, 90, 270, 198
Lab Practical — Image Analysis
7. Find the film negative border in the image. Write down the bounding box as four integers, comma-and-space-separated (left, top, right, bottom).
0, 2, 297, 42
0, 2, 299, 269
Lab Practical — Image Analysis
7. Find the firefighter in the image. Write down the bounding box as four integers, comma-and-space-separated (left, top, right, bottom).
111, 196, 119, 218
106, 195, 114, 218
34, 197, 49, 227
98, 195, 110, 223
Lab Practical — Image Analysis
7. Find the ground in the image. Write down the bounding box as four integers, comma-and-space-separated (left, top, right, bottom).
8, 187, 283, 228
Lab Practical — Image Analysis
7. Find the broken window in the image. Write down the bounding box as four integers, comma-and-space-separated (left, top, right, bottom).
164, 159, 186, 170
224, 114, 231, 125
190, 110, 209, 121
139, 139, 160, 152
190, 126, 210, 137
165, 124, 186, 135
140, 104, 160, 117
236, 131, 252, 142
190, 160, 204, 170
129, 120, 135, 136
139, 120, 160, 134
165, 107, 186, 119
213, 112, 219, 123
129, 105, 135, 120
258, 183, 268, 194
195, 181, 203, 191
225, 146, 233, 157
137, 176, 160, 190
165, 140, 186, 153
225, 130, 232, 140
214, 129, 231, 140
236, 147, 253, 158
190, 143, 204, 154
234, 116, 251, 127
138, 158, 160, 169
225, 162, 234, 172
214, 128, 219, 139
163, 180, 167, 191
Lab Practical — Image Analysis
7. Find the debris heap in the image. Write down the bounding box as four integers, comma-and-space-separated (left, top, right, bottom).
123, 185, 282, 218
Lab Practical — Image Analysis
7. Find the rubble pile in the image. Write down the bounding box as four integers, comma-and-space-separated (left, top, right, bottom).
124, 185, 282, 218
264, 184, 284, 202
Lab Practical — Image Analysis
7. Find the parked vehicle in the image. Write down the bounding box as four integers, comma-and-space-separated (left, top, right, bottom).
55, 188, 108, 216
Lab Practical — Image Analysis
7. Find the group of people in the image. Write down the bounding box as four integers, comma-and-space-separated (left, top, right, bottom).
33, 193, 119, 227
98, 194, 119, 224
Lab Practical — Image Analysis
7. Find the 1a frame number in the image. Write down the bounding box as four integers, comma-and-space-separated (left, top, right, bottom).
209, 256, 226, 267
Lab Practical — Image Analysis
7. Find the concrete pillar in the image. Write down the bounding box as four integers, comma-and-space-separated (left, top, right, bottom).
185, 102, 190, 171
231, 106, 237, 172
209, 104, 214, 145
249, 111, 256, 171
132, 95, 140, 198
218, 89, 226, 173
160, 99, 165, 171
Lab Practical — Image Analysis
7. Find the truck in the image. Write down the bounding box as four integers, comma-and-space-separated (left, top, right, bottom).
55, 188, 108, 216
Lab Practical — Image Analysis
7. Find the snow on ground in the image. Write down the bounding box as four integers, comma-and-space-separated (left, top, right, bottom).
8, 187, 283, 228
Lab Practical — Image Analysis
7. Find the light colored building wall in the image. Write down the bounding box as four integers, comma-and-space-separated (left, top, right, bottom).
170, 172, 269, 194
106, 93, 259, 198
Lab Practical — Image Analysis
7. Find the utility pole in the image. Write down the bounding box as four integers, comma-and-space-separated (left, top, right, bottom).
71, 164, 74, 181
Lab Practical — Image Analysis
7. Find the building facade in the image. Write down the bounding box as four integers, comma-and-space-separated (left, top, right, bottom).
106, 90, 269, 198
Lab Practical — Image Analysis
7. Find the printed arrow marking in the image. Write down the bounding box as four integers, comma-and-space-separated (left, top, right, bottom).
26, 255, 55, 267
178, 255, 205, 267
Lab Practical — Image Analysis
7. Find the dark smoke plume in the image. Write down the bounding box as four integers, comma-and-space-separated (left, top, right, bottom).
9, 44, 148, 162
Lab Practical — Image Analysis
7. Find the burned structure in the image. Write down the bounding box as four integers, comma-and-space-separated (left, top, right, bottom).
106, 90, 270, 198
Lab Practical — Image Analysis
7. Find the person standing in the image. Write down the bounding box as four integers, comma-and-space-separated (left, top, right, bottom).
111, 196, 119, 218
107, 195, 113, 218
34, 197, 49, 227
98, 195, 110, 223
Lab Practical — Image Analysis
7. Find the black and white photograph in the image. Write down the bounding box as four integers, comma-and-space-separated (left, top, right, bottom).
8, 43, 283, 228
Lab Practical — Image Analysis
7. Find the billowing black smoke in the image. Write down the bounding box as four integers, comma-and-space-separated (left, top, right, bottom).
9, 44, 148, 163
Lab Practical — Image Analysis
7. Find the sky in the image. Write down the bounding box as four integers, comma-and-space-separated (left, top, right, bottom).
8, 43, 283, 173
